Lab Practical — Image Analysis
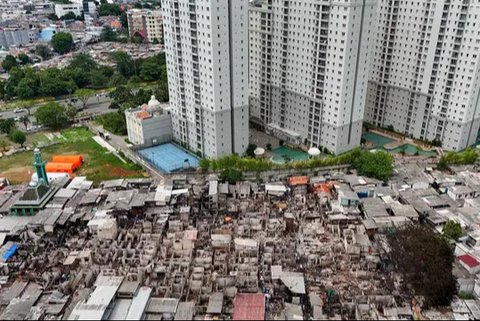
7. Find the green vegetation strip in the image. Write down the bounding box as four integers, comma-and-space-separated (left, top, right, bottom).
200, 148, 394, 182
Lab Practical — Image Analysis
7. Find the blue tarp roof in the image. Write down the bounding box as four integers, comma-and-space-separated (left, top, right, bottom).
3, 244, 17, 261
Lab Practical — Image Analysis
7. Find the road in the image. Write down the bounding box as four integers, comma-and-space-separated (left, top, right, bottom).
0, 94, 112, 120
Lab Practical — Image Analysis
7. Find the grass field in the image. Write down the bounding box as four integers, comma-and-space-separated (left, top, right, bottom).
0, 127, 146, 185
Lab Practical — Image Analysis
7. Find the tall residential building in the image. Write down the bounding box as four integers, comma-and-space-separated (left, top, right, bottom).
127, 9, 163, 44
365, 0, 480, 151
161, 0, 249, 158
249, 0, 376, 154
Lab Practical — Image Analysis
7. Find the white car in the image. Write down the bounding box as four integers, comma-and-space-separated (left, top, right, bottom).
13, 108, 25, 114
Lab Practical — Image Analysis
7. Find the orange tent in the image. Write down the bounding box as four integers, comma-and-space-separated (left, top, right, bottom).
46, 162, 75, 175
52, 155, 83, 169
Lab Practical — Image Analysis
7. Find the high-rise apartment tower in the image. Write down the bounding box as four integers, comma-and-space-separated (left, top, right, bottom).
161, 0, 249, 158
249, 0, 376, 154
365, 0, 480, 151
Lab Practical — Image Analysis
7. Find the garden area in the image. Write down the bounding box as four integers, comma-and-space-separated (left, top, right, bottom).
0, 127, 145, 184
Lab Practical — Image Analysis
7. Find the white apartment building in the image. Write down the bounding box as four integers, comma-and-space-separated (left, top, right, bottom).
249, 0, 376, 155
54, 3, 83, 18
161, 0, 249, 158
127, 9, 163, 43
366, 0, 480, 151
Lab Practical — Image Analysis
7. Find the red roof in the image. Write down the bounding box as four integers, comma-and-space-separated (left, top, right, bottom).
136, 111, 152, 120
458, 254, 480, 268
288, 176, 309, 186
233, 293, 265, 320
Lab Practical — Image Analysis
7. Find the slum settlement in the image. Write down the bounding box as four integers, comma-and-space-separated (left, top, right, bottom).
0, 152, 480, 319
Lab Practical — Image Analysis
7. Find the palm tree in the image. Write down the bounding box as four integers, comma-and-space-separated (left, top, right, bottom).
19, 115, 30, 130
0, 139, 8, 152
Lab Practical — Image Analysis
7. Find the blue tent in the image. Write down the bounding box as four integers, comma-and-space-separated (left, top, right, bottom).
2, 244, 17, 261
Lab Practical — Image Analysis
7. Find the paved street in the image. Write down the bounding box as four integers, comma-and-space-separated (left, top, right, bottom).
0, 94, 112, 120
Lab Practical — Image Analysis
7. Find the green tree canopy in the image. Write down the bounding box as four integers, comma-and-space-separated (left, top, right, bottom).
0, 139, 9, 152
69, 53, 98, 71
352, 150, 393, 182
35, 45, 52, 61
18, 53, 31, 65
51, 32, 74, 54
60, 11, 77, 20
0, 119, 15, 134
443, 220, 462, 240
139, 58, 163, 81
100, 26, 118, 42
9, 130, 26, 147
111, 51, 136, 77
2, 55, 18, 72
35, 102, 68, 129
96, 112, 127, 135
47, 13, 59, 21
220, 168, 243, 184
245, 144, 257, 157
65, 104, 78, 121
387, 224, 456, 307
97, 3, 122, 16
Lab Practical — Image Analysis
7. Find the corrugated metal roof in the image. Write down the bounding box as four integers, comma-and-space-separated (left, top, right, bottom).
233, 294, 265, 320
108, 299, 132, 320
206, 292, 223, 314
125, 287, 152, 320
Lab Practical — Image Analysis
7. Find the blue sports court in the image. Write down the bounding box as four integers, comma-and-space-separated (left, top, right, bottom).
137, 143, 200, 173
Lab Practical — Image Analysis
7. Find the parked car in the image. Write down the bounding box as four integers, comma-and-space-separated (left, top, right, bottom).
13, 108, 25, 114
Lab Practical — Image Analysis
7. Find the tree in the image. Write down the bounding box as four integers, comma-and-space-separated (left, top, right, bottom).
111, 51, 136, 77
65, 104, 78, 121
2, 55, 18, 72
0, 80, 5, 101
19, 115, 30, 130
353, 150, 393, 182
100, 26, 118, 42
18, 53, 31, 65
9, 130, 26, 147
199, 158, 210, 171
128, 75, 141, 85
47, 13, 59, 21
220, 168, 243, 184
75, 88, 95, 109
0, 139, 8, 152
60, 11, 77, 20
245, 144, 257, 157
35, 102, 68, 129
69, 53, 98, 71
155, 81, 169, 102
443, 220, 462, 241
97, 3, 122, 16
139, 58, 163, 81
109, 73, 127, 87
15, 79, 35, 99
0, 118, 15, 134
51, 32, 74, 54
120, 12, 128, 29
89, 69, 110, 89
96, 112, 127, 135
387, 225, 457, 307
35, 45, 52, 61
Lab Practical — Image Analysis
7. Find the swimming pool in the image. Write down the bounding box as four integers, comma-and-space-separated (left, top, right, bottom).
362, 132, 394, 146
271, 146, 309, 164
137, 143, 200, 173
